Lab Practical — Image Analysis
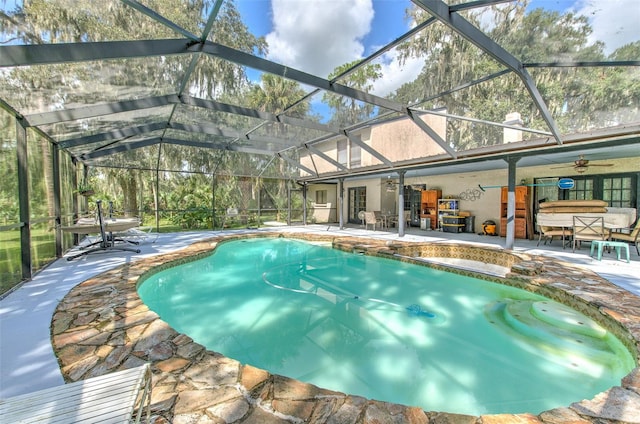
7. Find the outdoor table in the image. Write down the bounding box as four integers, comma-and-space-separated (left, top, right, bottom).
536, 212, 633, 230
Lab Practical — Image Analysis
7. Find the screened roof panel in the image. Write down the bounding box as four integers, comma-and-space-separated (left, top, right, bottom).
455, 1, 640, 63
39, 105, 175, 142
82, 144, 161, 169
136, 0, 214, 39
249, 120, 330, 147
0, 1, 190, 46
389, 26, 511, 104
410, 71, 553, 146
158, 143, 231, 174
529, 66, 640, 132
65, 129, 166, 158
155, 144, 283, 178
220, 150, 291, 178
1, 55, 189, 117
174, 103, 277, 136
162, 128, 230, 144
184, 55, 256, 101
0, 0, 638, 179
235, 0, 415, 80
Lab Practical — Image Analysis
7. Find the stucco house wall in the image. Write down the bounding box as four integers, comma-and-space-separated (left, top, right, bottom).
307, 183, 338, 223
298, 113, 447, 176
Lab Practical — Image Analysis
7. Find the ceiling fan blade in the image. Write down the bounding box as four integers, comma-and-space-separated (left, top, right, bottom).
588, 164, 614, 167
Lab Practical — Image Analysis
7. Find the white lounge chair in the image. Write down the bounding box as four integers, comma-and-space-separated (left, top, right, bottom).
0, 364, 152, 424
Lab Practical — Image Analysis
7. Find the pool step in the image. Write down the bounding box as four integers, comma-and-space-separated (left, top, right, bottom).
529, 301, 607, 339
486, 299, 619, 364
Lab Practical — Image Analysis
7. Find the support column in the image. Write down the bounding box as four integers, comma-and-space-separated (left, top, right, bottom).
72, 158, 79, 245
155, 146, 162, 232
338, 178, 344, 230
16, 118, 31, 280
398, 171, 406, 237
81, 164, 90, 215
211, 173, 216, 230
52, 143, 62, 257
257, 177, 262, 227
287, 186, 292, 226
302, 183, 307, 225
505, 157, 520, 250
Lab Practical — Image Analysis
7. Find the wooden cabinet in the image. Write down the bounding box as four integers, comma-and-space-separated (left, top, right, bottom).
499, 186, 532, 239
420, 189, 441, 229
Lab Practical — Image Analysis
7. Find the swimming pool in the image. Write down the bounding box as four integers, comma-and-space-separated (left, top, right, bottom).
137, 237, 635, 416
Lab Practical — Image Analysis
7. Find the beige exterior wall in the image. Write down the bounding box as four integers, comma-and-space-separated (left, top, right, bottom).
307, 183, 338, 223
298, 113, 447, 177
365, 113, 447, 164
299, 140, 339, 176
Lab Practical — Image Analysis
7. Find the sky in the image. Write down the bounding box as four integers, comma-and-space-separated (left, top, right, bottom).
236, 0, 640, 99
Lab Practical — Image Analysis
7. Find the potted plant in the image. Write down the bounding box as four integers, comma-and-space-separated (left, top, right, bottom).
77, 182, 95, 197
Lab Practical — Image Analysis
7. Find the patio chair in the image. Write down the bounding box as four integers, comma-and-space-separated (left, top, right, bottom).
609, 219, 640, 255
388, 213, 398, 228
364, 211, 382, 231
114, 224, 158, 244
572, 216, 608, 252
221, 207, 239, 229
373, 211, 386, 230
537, 224, 572, 249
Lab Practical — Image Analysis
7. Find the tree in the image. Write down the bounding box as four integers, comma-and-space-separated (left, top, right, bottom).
393, 1, 639, 149
246, 74, 309, 220
0, 0, 268, 223
323, 60, 382, 127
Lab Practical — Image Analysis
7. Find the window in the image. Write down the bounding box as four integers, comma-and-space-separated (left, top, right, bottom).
556, 172, 638, 209
602, 176, 633, 207
337, 139, 361, 168
534, 178, 559, 206
566, 178, 594, 200
337, 140, 347, 166
350, 143, 361, 168
348, 187, 366, 224
315, 190, 327, 204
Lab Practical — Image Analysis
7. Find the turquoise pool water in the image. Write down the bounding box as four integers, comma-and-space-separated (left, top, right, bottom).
137, 238, 635, 415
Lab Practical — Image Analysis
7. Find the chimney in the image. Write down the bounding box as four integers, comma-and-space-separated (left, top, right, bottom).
503, 112, 523, 143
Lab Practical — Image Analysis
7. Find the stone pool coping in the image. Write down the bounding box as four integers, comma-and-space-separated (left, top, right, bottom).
51, 232, 640, 423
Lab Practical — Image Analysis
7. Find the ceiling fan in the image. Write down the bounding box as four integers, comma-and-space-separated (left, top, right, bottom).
380, 178, 421, 191
382, 176, 399, 191
551, 155, 614, 174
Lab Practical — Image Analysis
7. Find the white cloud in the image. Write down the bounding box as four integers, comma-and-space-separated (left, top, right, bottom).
574, 0, 640, 54
265, 0, 423, 98
370, 49, 424, 98
266, 0, 374, 77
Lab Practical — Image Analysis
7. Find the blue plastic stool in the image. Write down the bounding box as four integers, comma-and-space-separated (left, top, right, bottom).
590, 240, 630, 263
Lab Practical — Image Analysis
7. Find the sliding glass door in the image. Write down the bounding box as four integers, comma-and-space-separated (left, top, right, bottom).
348, 187, 366, 224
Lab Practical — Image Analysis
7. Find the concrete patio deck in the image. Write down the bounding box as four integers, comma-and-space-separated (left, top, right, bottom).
1, 225, 639, 423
